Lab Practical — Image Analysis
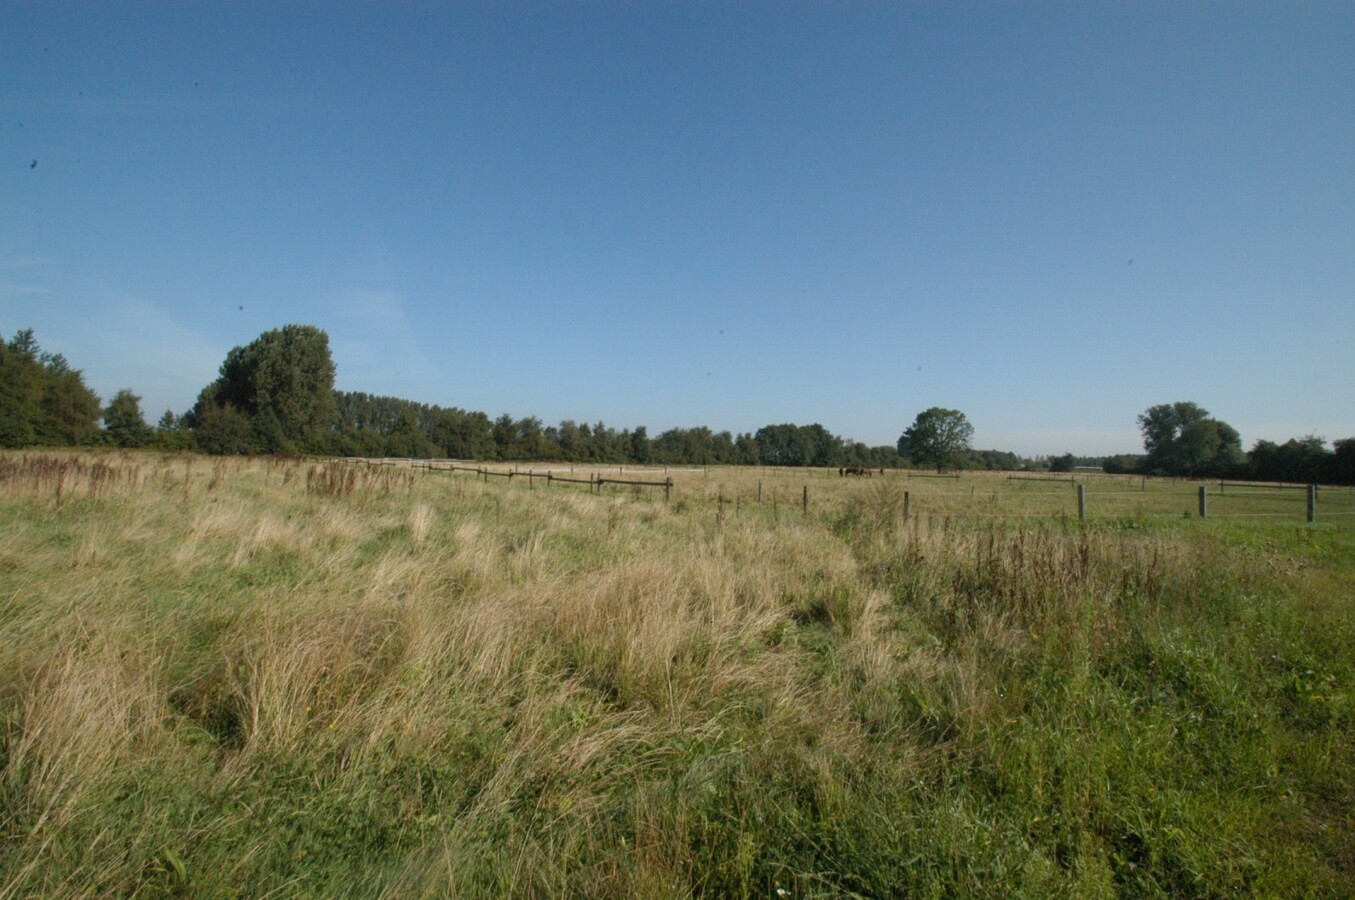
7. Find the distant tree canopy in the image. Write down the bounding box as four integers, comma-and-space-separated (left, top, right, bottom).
958, 449, 1023, 472
151, 408, 197, 451
1049, 453, 1076, 473
0, 329, 102, 448
1249, 436, 1355, 485
327, 403, 909, 469
14, 323, 1352, 484
104, 389, 152, 448
332, 391, 497, 460
1335, 439, 1355, 486
754, 423, 841, 467
1138, 402, 1243, 477
188, 325, 337, 454
899, 408, 974, 472
1102, 454, 1147, 475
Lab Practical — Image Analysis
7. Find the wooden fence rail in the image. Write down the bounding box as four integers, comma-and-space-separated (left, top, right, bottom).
349, 459, 1349, 524
401, 459, 675, 498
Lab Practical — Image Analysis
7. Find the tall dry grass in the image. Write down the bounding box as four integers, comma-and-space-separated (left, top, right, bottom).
0, 452, 1351, 896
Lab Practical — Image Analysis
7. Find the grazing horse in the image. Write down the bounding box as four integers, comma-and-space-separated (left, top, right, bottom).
841, 466, 872, 477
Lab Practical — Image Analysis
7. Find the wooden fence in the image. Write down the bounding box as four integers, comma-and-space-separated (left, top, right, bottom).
386, 459, 674, 499
342, 459, 1353, 524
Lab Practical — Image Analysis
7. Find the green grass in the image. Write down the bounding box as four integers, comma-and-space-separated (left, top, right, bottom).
1, 451, 1352, 896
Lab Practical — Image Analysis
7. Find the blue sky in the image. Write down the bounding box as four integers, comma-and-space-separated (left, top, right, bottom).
3, 2, 1352, 455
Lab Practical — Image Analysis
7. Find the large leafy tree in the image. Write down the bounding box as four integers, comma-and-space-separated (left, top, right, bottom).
190, 325, 337, 454
1137, 402, 1243, 477
899, 407, 974, 472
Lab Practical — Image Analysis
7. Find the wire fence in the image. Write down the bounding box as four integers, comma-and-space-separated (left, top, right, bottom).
344, 458, 1355, 525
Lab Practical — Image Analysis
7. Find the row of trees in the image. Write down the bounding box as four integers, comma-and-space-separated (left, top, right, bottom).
1248, 437, 1355, 486
5, 326, 1352, 484
2, 326, 1026, 471
890, 403, 1355, 484
0, 329, 197, 452
181, 328, 1017, 469
0, 327, 913, 466
1133, 401, 1355, 484
325, 398, 913, 469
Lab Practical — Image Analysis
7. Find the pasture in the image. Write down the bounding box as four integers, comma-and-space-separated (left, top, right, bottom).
2, 451, 1352, 897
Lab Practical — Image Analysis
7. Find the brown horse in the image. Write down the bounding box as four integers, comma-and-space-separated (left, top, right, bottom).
841, 466, 872, 477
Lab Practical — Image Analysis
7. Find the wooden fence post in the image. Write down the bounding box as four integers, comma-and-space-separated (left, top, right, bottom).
802, 485, 809, 516
903, 490, 910, 523
1308, 484, 1317, 523
757, 481, 763, 504
1198, 485, 1208, 519
1077, 484, 1086, 521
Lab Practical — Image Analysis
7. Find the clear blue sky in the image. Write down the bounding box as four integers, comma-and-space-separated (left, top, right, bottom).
4, 2, 1352, 456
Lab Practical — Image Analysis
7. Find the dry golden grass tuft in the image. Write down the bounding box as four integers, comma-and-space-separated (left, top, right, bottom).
5, 639, 166, 839
406, 501, 435, 551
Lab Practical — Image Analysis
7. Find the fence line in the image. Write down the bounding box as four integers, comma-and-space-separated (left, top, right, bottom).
340, 459, 1353, 525
1211, 512, 1304, 519
395, 459, 675, 498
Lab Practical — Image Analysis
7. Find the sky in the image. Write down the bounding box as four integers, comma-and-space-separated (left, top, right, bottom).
3, 2, 1352, 456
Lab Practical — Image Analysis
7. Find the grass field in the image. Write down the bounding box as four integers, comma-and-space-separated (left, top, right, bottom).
2, 451, 1353, 897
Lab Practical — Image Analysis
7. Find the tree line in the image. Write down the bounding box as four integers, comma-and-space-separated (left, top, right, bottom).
1, 326, 913, 467
0, 329, 103, 448
3, 326, 1351, 484
1127, 401, 1355, 485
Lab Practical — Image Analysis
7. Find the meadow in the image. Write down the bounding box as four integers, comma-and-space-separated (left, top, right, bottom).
1, 451, 1352, 897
